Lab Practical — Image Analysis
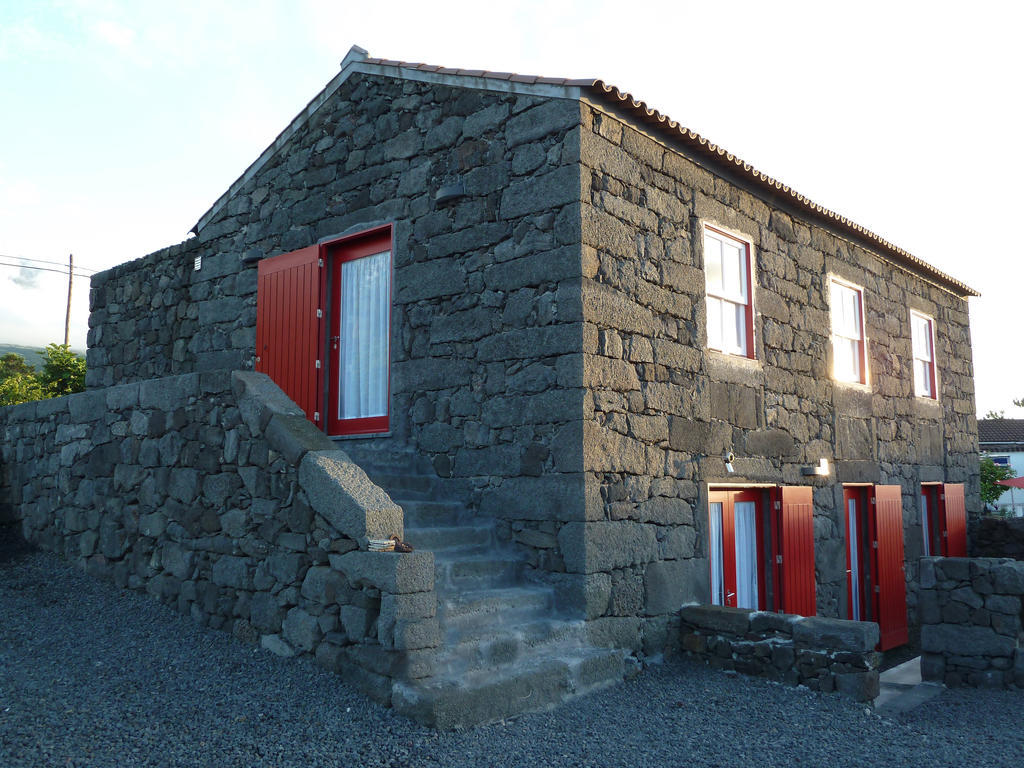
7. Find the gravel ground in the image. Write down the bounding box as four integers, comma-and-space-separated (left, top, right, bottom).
2, 543, 1023, 768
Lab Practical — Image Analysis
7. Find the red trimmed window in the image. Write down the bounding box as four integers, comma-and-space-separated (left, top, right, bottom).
255, 225, 393, 437
830, 278, 867, 384
910, 310, 937, 399
708, 486, 816, 615
704, 226, 754, 358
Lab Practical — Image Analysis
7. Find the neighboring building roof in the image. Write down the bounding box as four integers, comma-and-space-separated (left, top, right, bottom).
979, 419, 1024, 445
194, 45, 978, 299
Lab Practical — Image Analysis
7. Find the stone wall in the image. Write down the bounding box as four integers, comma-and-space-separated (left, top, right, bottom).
919, 557, 1024, 687
974, 516, 1024, 559
575, 100, 979, 635
85, 72, 590, 587
679, 604, 881, 701
0, 371, 438, 703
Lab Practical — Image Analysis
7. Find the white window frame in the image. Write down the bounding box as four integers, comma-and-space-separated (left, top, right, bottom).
910, 309, 937, 399
829, 277, 868, 385
703, 225, 754, 358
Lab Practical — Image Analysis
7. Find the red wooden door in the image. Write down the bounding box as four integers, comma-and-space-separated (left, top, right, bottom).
774, 486, 816, 617
871, 484, 909, 650
708, 489, 766, 610
325, 226, 392, 436
255, 245, 326, 427
941, 483, 968, 557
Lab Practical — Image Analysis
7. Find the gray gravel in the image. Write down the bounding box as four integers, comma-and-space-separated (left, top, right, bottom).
2, 544, 1023, 768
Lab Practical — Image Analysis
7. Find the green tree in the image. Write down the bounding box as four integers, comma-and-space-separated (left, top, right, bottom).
0, 352, 35, 382
37, 343, 86, 397
0, 372, 47, 406
980, 456, 1016, 506
983, 409, 1006, 420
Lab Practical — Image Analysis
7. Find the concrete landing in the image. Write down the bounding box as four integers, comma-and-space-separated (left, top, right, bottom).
873, 656, 944, 715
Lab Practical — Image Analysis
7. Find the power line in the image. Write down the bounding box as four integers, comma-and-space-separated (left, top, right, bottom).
0, 261, 94, 280
0, 254, 98, 274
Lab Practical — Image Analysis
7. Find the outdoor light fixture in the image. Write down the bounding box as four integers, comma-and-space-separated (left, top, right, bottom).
434, 179, 466, 204
801, 458, 831, 477
724, 451, 735, 474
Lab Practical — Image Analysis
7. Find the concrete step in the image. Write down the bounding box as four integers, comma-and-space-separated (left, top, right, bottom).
403, 524, 494, 554
392, 647, 629, 728
435, 553, 525, 590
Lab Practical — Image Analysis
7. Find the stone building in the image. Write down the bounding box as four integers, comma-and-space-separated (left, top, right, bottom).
6, 46, 981, 724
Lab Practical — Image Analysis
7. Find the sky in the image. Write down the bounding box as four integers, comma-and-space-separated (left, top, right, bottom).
1, 0, 1021, 417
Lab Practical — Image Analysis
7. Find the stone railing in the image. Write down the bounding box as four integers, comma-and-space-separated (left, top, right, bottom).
0, 370, 439, 704
919, 557, 1024, 688
679, 604, 881, 701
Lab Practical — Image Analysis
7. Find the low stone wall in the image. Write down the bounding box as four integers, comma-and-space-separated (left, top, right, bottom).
973, 517, 1024, 560
919, 557, 1024, 687
679, 605, 881, 701
0, 370, 438, 703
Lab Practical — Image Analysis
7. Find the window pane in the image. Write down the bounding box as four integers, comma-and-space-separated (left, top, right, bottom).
722, 241, 744, 299
835, 337, 861, 382
915, 360, 932, 397
707, 297, 722, 350
730, 301, 746, 354
734, 501, 758, 610
339, 250, 390, 419
704, 235, 723, 293
709, 502, 724, 606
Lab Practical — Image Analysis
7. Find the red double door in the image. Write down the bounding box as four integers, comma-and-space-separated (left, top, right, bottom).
709, 486, 816, 617
254, 226, 393, 436
844, 485, 908, 650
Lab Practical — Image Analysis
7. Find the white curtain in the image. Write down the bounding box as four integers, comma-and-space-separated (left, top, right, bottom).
339, 250, 389, 420
709, 502, 724, 606
921, 493, 931, 558
848, 499, 862, 620
734, 501, 758, 610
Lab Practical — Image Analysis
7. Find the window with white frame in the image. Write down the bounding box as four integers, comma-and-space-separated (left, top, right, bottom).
830, 279, 867, 384
910, 310, 936, 398
704, 226, 753, 357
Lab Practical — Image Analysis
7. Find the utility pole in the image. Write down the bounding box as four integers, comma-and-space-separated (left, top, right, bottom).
64, 253, 73, 347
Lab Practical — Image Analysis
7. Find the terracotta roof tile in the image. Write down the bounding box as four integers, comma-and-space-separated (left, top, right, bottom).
354, 54, 975, 297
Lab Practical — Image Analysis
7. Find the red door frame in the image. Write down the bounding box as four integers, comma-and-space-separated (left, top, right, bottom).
843, 486, 869, 621
324, 225, 393, 437
708, 489, 767, 609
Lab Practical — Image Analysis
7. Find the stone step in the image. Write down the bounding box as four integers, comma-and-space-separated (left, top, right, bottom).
435, 553, 525, 591
441, 586, 551, 622
397, 500, 467, 527
403, 524, 494, 554
368, 472, 439, 500
437, 618, 590, 678
391, 647, 629, 728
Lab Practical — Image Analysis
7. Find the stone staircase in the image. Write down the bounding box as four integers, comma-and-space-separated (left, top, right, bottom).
350, 449, 631, 728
